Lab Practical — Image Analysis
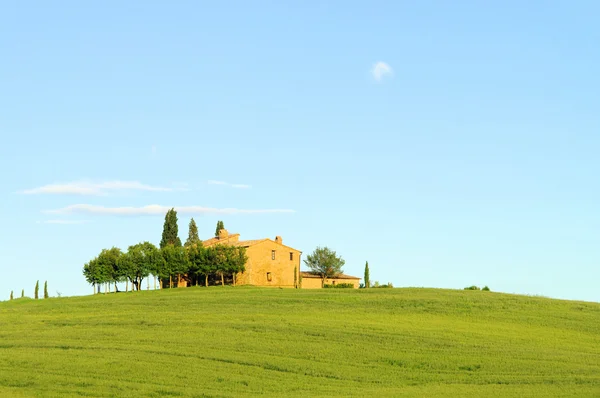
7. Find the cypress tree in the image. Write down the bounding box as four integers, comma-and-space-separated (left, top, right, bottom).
294, 266, 298, 289
160, 208, 182, 248
21, 289, 24, 298
185, 218, 201, 247
10, 291, 13, 300
44, 281, 49, 299
34, 280, 39, 299
364, 261, 370, 288
214, 220, 225, 237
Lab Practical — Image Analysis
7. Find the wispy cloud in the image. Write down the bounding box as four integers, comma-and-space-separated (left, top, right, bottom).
208, 180, 251, 189
371, 61, 393, 82
20, 180, 177, 196
36, 219, 90, 225
44, 204, 295, 216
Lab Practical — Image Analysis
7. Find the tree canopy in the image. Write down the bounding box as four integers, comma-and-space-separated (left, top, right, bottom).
119, 242, 161, 291
303, 246, 345, 287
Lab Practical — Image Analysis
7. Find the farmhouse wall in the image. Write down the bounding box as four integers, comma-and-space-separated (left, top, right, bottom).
239, 240, 301, 288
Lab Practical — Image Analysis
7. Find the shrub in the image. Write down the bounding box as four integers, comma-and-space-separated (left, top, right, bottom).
323, 283, 355, 289
371, 281, 394, 288
464, 286, 480, 291
482, 286, 490, 291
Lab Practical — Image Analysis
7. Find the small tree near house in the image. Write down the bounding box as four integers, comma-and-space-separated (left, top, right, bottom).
364, 261, 370, 288
304, 246, 345, 287
214, 220, 225, 237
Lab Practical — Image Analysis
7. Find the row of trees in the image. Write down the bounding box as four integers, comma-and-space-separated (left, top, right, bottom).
10, 281, 48, 300
82, 210, 247, 293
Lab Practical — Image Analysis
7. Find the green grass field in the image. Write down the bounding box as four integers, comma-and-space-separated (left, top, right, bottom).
1, 287, 599, 397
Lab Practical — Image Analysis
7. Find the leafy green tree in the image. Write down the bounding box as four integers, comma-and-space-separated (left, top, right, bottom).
119, 242, 159, 291
96, 247, 123, 293
44, 281, 49, 299
213, 245, 229, 285
304, 246, 345, 287
227, 246, 247, 286
83, 257, 101, 294
214, 220, 225, 237
160, 244, 189, 288
186, 243, 209, 286
364, 261, 370, 288
10, 291, 13, 300
185, 218, 201, 247
160, 208, 182, 248
147, 247, 167, 290
34, 280, 39, 299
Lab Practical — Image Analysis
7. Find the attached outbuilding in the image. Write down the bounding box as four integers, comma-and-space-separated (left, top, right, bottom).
300, 272, 361, 289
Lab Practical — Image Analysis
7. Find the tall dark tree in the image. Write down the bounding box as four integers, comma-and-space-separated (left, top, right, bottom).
10, 291, 13, 300
185, 218, 201, 247
214, 220, 225, 237
160, 208, 182, 248
304, 246, 345, 287
364, 261, 370, 288
34, 280, 39, 299
44, 281, 49, 298
21, 289, 24, 298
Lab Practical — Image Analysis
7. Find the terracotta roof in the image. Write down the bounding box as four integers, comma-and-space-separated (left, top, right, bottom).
202, 237, 265, 248
300, 271, 361, 280
202, 233, 301, 253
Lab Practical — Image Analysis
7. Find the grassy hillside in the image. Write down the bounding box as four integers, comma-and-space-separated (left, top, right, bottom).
1, 287, 599, 397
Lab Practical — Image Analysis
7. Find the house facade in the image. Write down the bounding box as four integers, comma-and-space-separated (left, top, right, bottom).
202, 229, 302, 288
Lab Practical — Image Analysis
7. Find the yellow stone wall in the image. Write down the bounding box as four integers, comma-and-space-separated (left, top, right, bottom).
237, 240, 301, 288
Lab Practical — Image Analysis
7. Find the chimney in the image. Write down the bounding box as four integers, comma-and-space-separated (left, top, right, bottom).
275, 236, 282, 244
218, 229, 229, 240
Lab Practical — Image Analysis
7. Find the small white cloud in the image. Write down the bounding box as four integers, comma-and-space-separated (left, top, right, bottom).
37, 219, 90, 225
208, 180, 251, 189
44, 204, 295, 216
371, 61, 393, 82
20, 180, 176, 196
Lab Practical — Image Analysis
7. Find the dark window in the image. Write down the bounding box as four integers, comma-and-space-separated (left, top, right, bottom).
267, 272, 272, 282
289, 252, 293, 261
271, 250, 275, 260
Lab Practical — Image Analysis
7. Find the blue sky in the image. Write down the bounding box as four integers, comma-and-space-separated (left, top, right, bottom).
1, 1, 599, 302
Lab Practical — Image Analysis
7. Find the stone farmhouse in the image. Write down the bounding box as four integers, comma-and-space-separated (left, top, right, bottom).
199, 229, 360, 288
